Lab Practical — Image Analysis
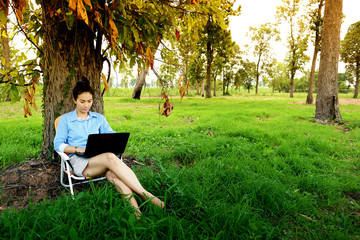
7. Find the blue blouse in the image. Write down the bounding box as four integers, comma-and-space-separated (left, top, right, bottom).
54, 109, 115, 153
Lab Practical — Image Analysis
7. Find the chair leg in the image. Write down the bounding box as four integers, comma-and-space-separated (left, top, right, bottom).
65, 161, 75, 199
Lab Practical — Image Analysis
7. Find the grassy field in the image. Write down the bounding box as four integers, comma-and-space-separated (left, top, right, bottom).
0, 89, 360, 239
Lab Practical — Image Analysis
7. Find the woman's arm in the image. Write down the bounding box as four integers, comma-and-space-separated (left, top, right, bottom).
54, 116, 85, 154
54, 117, 69, 153
64, 146, 85, 154
99, 114, 115, 133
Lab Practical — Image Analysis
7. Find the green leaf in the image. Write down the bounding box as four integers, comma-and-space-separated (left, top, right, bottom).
1, 83, 11, 100
10, 71, 18, 78
66, 12, 75, 30
18, 75, 25, 86
9, 84, 20, 102
0, 10, 7, 26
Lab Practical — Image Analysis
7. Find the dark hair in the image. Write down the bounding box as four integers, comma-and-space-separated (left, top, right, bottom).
73, 77, 94, 100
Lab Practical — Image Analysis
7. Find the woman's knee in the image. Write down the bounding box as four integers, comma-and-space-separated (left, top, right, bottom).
105, 170, 116, 180
104, 153, 121, 167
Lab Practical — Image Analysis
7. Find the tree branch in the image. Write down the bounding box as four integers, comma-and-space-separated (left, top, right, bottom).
10, 4, 43, 55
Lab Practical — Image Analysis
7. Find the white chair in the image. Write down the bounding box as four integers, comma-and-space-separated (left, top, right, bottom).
55, 116, 106, 198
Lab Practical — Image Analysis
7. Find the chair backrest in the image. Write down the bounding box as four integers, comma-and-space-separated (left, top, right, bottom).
55, 116, 61, 132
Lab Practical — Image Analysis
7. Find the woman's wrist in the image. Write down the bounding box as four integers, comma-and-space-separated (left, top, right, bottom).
74, 146, 78, 153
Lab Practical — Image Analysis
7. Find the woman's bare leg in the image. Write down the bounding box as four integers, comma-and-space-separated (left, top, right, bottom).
82, 153, 164, 208
105, 170, 141, 219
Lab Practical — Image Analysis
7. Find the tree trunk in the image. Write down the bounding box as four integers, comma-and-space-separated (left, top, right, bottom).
306, 46, 319, 103
41, 1, 104, 158
131, 43, 159, 99
132, 67, 148, 99
255, 55, 261, 94
306, 0, 324, 104
196, 80, 200, 95
185, 54, 189, 85
201, 76, 205, 97
354, 62, 359, 98
1, 23, 11, 102
315, 0, 342, 122
205, 15, 213, 99
222, 71, 225, 95
289, 74, 294, 98
213, 75, 217, 97
205, 51, 212, 98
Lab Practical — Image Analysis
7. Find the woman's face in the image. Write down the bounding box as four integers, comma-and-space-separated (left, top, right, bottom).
74, 92, 93, 115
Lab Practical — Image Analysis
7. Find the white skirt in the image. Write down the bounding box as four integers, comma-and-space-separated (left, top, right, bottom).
69, 154, 90, 177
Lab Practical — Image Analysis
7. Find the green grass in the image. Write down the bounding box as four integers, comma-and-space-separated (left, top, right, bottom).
1, 90, 360, 239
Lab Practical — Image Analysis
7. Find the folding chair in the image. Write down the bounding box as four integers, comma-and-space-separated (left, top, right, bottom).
55, 116, 106, 197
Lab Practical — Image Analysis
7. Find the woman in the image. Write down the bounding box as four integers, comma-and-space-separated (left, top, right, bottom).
54, 77, 164, 218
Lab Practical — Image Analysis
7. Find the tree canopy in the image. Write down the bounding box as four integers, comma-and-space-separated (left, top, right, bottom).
340, 21, 360, 98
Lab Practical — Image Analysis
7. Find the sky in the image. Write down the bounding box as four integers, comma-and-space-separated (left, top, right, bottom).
228, 0, 360, 73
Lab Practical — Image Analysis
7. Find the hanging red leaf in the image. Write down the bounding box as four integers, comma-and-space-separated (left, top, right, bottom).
145, 46, 154, 68
175, 29, 180, 41
160, 92, 174, 117
14, 0, 27, 25
69, 0, 77, 11
109, 16, 119, 46
102, 73, 110, 91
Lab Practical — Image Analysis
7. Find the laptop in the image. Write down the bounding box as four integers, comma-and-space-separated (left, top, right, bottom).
75, 132, 130, 158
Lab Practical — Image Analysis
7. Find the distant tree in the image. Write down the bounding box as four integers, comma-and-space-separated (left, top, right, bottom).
242, 77, 253, 93
277, 0, 310, 98
159, 59, 179, 89
238, 60, 256, 93
306, 0, 324, 104
294, 72, 309, 92
340, 21, 360, 98
212, 29, 240, 96
132, 43, 160, 99
263, 61, 289, 93
200, 1, 239, 98
189, 52, 206, 95
337, 73, 352, 93
248, 22, 280, 94
315, 0, 343, 122
118, 67, 134, 88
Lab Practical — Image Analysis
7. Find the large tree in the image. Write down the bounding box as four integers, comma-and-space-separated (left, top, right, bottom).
0, 0, 215, 158
340, 21, 360, 98
315, 0, 343, 122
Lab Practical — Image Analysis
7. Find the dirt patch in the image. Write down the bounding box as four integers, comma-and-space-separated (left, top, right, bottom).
289, 99, 360, 105
0, 156, 142, 212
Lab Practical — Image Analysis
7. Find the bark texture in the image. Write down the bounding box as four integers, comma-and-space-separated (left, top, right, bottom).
41, 1, 104, 158
315, 0, 343, 122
